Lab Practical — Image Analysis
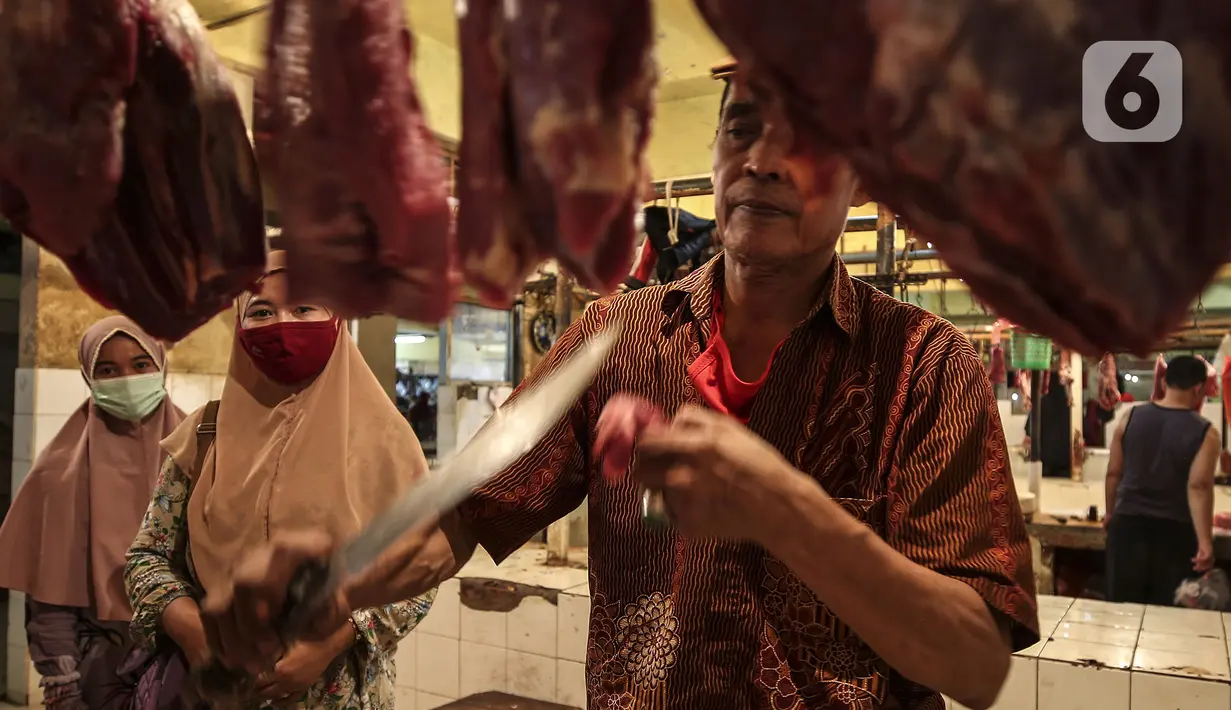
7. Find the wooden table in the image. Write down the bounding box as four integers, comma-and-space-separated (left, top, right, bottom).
1026, 514, 1231, 594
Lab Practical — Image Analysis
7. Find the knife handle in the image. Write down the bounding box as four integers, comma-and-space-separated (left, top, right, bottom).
192, 661, 255, 704
190, 558, 336, 702
273, 556, 335, 643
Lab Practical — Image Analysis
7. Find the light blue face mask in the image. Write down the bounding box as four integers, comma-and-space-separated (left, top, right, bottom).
91, 372, 167, 422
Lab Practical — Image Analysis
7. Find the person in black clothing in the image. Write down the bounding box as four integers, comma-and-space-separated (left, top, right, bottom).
1023, 369, 1073, 478
1105, 355, 1219, 605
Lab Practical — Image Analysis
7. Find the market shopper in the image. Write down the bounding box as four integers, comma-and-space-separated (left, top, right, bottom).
1104, 355, 1219, 605
0, 316, 184, 710
124, 250, 435, 709
200, 74, 1038, 710
1023, 366, 1075, 477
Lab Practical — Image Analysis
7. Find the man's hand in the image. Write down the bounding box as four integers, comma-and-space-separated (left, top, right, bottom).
630, 405, 799, 541
200, 530, 352, 673
256, 634, 348, 706
1193, 541, 1215, 573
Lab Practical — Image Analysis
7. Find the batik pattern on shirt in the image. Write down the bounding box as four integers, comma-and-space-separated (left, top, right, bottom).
459, 254, 1039, 710
125, 456, 436, 710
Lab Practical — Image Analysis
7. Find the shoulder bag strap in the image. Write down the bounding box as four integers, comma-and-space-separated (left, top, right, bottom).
193, 400, 220, 476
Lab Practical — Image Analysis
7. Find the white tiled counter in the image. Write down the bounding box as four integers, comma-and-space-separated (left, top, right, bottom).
396, 546, 589, 709
397, 553, 1231, 710
964, 595, 1231, 710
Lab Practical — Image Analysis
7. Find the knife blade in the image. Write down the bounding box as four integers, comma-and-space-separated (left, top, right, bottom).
275, 323, 620, 640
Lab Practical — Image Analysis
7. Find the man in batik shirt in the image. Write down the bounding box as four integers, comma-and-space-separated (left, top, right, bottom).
202, 68, 1039, 710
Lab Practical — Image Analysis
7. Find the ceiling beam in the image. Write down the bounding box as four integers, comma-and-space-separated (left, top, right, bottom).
204, 2, 270, 30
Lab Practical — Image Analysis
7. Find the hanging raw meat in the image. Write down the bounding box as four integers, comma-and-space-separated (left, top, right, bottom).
1223, 356, 1231, 434
1016, 369, 1031, 411
1096, 354, 1120, 411
1199, 355, 1219, 398
594, 393, 666, 482
259, 0, 456, 322
9, 0, 266, 341
987, 320, 1006, 385
1152, 355, 1167, 402
455, 0, 655, 305
692, 0, 1231, 356
0, 0, 137, 259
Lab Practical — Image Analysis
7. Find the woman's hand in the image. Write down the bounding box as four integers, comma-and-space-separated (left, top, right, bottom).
161, 596, 211, 668
256, 627, 352, 705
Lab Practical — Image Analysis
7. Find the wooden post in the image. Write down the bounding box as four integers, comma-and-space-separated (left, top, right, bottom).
874, 205, 896, 296
546, 270, 575, 566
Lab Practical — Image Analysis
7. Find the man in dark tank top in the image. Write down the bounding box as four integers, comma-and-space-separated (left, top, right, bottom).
1105, 355, 1219, 605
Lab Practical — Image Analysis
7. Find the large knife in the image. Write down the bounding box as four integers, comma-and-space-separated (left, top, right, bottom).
279, 323, 619, 636
196, 325, 619, 699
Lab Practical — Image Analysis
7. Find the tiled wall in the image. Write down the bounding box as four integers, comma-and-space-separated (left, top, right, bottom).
395, 547, 588, 709
972, 595, 1231, 710
6, 367, 227, 703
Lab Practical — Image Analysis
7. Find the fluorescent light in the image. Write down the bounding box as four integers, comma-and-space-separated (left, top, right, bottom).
396, 334, 427, 345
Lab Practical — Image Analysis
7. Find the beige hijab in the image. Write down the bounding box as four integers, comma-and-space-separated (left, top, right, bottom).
161, 252, 429, 594
0, 316, 185, 621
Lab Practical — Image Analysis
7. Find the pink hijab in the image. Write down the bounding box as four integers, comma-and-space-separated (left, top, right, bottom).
0, 316, 185, 621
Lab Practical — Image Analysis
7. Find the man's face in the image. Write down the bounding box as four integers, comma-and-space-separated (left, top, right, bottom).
712, 78, 863, 266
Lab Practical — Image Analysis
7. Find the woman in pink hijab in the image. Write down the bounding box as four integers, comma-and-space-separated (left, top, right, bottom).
0, 316, 185, 709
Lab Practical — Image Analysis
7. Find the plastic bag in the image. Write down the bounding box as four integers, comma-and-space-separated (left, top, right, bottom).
1174, 569, 1231, 611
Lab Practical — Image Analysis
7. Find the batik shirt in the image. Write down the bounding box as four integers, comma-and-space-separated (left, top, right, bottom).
125, 456, 435, 710
459, 254, 1039, 710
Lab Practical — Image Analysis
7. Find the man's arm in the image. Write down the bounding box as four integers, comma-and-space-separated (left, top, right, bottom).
343, 511, 476, 611
1104, 412, 1130, 524
1188, 426, 1220, 571
763, 327, 1035, 710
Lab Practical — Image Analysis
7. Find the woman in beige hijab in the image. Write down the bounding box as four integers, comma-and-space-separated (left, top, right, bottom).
0, 316, 185, 709
125, 251, 434, 709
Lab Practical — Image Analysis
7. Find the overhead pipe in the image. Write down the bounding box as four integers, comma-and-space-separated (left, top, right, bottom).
841, 249, 939, 264
204, 3, 271, 30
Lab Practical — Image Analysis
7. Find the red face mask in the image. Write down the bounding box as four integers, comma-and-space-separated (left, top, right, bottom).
237, 319, 339, 384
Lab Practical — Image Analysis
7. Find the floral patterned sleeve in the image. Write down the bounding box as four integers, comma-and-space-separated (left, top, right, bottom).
351, 590, 436, 655
124, 455, 200, 650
